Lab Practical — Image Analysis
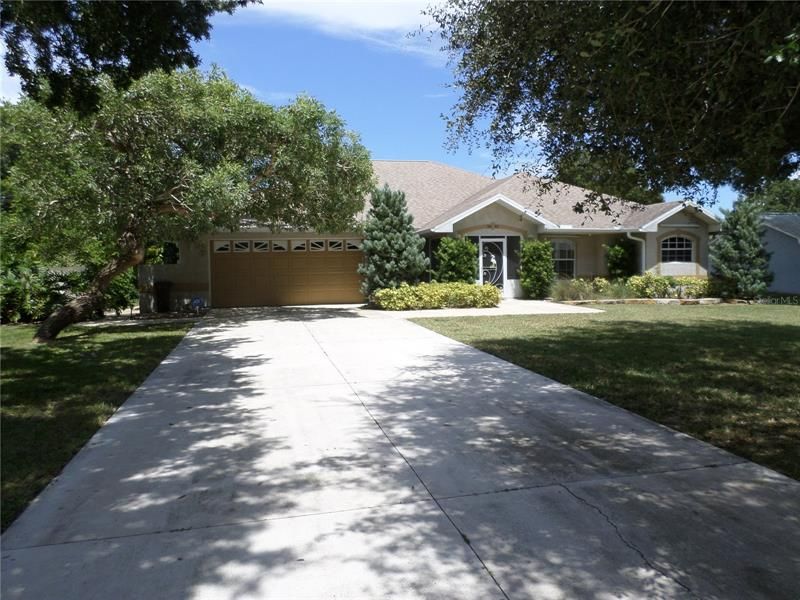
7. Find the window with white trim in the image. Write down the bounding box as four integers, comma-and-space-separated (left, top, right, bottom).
552, 239, 576, 278
661, 236, 693, 262
253, 241, 269, 252
291, 240, 307, 252
233, 240, 251, 253
213, 241, 231, 253
271, 240, 287, 252
327, 239, 343, 251
346, 239, 362, 251
309, 239, 325, 252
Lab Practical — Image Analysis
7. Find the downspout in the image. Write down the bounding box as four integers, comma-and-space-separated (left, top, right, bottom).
626, 232, 647, 274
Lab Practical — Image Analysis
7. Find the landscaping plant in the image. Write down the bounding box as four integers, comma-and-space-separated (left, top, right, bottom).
358, 185, 429, 297
373, 282, 500, 310
433, 237, 478, 283
711, 201, 773, 299
519, 240, 555, 299
604, 238, 637, 280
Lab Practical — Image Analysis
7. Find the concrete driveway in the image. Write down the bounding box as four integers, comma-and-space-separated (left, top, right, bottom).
3, 307, 799, 599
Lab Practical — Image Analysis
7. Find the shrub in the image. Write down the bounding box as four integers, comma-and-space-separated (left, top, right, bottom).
671, 276, 710, 299
0, 261, 138, 323
591, 277, 610, 294
519, 240, 555, 299
627, 273, 672, 298
434, 237, 478, 283
373, 282, 501, 310
549, 278, 586, 301
358, 185, 429, 297
604, 238, 638, 279
0, 263, 54, 323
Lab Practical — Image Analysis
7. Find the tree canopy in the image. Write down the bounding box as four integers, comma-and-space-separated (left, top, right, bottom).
430, 1, 800, 203
556, 151, 664, 205
1, 0, 248, 111
740, 179, 800, 213
1, 69, 374, 339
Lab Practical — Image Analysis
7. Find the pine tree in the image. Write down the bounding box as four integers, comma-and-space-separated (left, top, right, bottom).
711, 201, 773, 299
358, 185, 429, 297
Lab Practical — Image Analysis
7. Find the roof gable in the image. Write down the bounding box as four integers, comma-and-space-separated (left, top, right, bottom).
763, 213, 800, 241
370, 161, 719, 232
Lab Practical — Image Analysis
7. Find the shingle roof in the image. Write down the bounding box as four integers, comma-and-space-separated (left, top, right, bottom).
762, 213, 800, 241
371, 160, 493, 229
370, 160, 710, 232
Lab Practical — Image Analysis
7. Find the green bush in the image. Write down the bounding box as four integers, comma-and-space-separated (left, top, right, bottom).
373, 282, 501, 310
591, 277, 610, 294
0, 263, 55, 323
670, 276, 710, 299
627, 273, 672, 298
604, 238, 638, 279
434, 237, 478, 283
0, 262, 138, 323
519, 240, 555, 299
550, 278, 593, 301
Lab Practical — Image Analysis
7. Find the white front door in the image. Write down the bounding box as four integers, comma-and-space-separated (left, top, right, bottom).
479, 238, 506, 291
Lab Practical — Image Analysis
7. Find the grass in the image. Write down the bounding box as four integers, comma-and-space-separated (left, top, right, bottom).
414, 304, 800, 480
0, 321, 193, 530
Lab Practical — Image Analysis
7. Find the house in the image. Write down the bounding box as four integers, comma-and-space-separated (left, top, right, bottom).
761, 213, 800, 294
139, 160, 720, 311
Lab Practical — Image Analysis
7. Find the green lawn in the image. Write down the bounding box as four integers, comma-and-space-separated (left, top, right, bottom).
415, 304, 800, 480
0, 321, 193, 530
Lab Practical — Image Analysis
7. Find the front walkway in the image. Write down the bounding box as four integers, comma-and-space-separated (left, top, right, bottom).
2, 310, 798, 599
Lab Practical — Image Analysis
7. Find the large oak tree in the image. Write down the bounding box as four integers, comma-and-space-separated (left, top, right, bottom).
1, 69, 374, 341
430, 1, 800, 203
1, 0, 249, 112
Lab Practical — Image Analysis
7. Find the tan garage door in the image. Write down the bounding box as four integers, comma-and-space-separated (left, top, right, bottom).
210, 239, 364, 307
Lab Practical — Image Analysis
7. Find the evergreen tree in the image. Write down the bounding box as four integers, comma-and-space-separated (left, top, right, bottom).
711, 202, 773, 299
434, 237, 477, 283
358, 185, 429, 297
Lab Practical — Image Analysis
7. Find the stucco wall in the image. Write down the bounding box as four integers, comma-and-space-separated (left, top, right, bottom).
139, 240, 210, 312
763, 228, 800, 293
644, 212, 710, 277
453, 204, 538, 238
539, 234, 622, 278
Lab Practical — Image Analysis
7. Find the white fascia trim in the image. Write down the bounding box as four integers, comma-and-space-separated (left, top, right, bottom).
639, 202, 720, 232
541, 226, 626, 233
430, 193, 557, 233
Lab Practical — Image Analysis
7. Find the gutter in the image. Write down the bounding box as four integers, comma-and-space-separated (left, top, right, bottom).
626, 232, 647, 274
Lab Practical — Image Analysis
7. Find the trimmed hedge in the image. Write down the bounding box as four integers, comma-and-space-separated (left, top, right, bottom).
373, 282, 501, 310
519, 240, 555, 299
433, 237, 478, 283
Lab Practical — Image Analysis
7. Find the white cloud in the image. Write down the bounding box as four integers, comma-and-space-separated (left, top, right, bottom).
245, 0, 434, 33
220, 0, 447, 66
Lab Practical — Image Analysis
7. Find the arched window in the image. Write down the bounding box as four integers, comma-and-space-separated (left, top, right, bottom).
661, 236, 693, 263
552, 239, 576, 278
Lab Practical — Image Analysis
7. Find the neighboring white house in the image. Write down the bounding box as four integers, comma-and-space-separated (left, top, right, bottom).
139, 160, 720, 311
762, 213, 800, 294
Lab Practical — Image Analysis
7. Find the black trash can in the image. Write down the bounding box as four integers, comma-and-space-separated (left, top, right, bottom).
153, 281, 173, 313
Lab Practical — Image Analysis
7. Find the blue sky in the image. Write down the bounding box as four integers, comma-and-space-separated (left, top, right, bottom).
1, 1, 738, 214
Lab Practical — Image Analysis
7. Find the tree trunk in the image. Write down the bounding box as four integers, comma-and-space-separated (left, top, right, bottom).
34, 232, 145, 343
